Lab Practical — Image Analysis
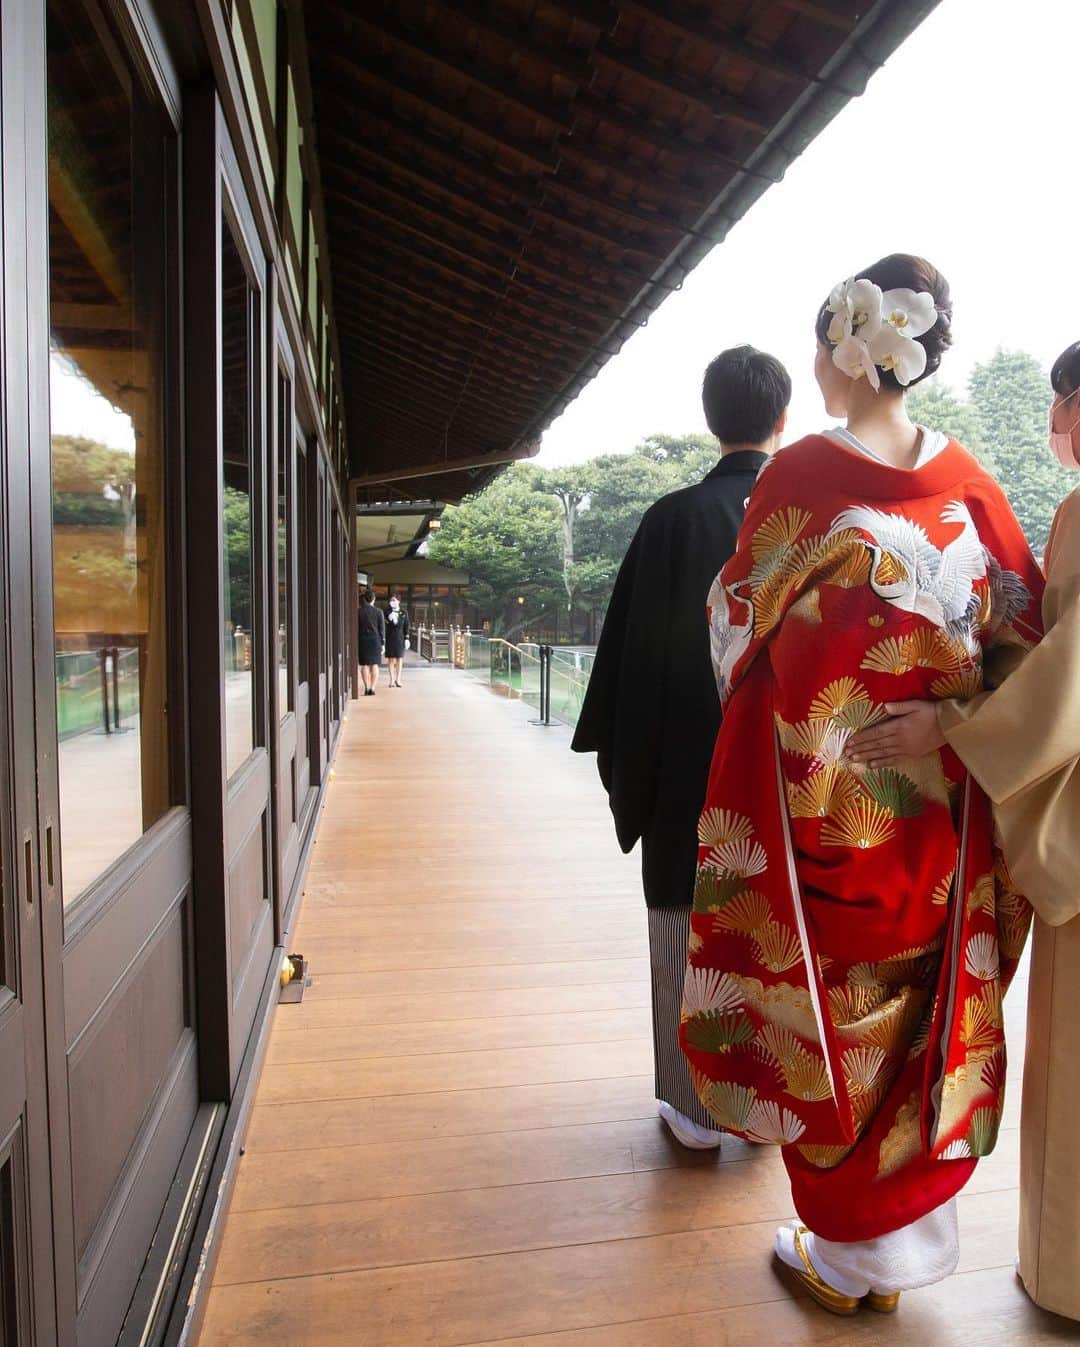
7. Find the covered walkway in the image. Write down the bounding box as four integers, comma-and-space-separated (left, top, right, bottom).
198, 666, 1061, 1346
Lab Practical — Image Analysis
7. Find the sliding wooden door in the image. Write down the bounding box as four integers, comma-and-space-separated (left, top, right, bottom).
0, 5, 56, 1339
293, 427, 315, 830
28, 1, 200, 1342
272, 321, 303, 911
312, 452, 331, 782
185, 89, 275, 1097
330, 504, 343, 737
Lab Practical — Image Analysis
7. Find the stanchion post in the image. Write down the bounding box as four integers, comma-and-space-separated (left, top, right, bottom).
99, 647, 112, 735
111, 646, 121, 729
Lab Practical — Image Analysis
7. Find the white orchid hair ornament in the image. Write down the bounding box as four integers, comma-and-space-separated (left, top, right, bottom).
825, 275, 940, 392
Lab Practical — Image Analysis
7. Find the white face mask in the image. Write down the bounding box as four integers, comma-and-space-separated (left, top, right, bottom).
1049, 390, 1080, 468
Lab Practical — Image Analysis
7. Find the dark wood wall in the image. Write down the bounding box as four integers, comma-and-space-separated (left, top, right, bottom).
0, 3, 354, 1346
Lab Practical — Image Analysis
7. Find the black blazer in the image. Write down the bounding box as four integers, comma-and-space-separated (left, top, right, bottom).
571, 452, 767, 908
358, 603, 385, 645
383, 607, 410, 657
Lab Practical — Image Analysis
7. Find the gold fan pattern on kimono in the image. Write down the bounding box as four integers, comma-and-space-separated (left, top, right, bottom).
685, 477, 1040, 1176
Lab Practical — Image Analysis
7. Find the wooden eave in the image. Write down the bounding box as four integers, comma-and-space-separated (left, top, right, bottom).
300, 0, 942, 502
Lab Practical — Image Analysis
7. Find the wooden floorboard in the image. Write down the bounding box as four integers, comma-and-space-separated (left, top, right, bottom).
198, 664, 1069, 1346
264, 1006, 654, 1063
298, 960, 650, 1000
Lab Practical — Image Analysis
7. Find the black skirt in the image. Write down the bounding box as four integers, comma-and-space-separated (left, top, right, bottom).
384, 621, 407, 658
358, 635, 382, 665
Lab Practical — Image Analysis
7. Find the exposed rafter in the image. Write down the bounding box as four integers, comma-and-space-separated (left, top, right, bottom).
777, 0, 858, 32
332, 239, 612, 346
543, 171, 691, 235
309, 44, 559, 174
334, 257, 611, 362
336, 308, 575, 394
300, 0, 942, 493
621, 1, 818, 87
594, 39, 772, 135
539, 0, 621, 32
436, 0, 596, 87
320, 2, 575, 131
351, 370, 529, 435
351, 441, 541, 489
555, 137, 709, 210
338, 287, 583, 380
328, 209, 626, 330
318, 106, 688, 283
572, 87, 781, 184
324, 176, 629, 309
339, 339, 545, 417
318, 131, 534, 239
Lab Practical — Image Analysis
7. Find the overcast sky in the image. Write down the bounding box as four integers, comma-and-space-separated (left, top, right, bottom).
537, 0, 1077, 466
52, 353, 135, 451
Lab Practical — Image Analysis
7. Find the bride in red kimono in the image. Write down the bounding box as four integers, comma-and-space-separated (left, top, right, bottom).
680, 254, 1044, 1314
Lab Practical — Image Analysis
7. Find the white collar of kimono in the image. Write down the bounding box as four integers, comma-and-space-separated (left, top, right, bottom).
825, 425, 949, 470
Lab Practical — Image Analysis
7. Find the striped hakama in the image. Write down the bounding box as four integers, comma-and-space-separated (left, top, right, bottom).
647, 906, 715, 1129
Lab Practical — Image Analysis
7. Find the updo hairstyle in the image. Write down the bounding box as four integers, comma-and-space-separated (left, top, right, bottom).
814, 253, 953, 391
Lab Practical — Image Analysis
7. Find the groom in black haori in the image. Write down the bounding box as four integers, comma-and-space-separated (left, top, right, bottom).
573, 345, 790, 1148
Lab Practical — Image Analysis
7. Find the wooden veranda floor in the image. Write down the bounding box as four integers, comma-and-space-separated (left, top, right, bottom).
198, 661, 1071, 1346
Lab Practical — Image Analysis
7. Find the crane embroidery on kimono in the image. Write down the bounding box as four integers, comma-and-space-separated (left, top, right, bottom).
829, 501, 988, 633
708, 578, 755, 703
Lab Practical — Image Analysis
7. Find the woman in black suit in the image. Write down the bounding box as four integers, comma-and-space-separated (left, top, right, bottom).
384, 595, 410, 687
357, 589, 385, 696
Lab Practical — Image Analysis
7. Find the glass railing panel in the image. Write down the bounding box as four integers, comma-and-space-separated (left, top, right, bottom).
56, 646, 141, 740
464, 633, 490, 676
518, 648, 542, 715
541, 657, 586, 728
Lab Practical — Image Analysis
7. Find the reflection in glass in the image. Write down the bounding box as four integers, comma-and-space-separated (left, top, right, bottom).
295, 440, 309, 772
48, 0, 170, 903
277, 373, 292, 714
221, 221, 257, 777
331, 515, 342, 713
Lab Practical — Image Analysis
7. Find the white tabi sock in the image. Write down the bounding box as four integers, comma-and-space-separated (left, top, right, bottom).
774, 1221, 870, 1299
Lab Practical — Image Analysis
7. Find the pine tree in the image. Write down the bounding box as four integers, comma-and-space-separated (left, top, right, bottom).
905, 381, 993, 469
968, 349, 1072, 554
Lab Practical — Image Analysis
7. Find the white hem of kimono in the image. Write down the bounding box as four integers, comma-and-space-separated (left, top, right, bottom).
810, 1197, 960, 1295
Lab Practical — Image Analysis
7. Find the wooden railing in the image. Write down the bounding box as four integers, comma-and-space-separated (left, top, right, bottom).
416, 624, 451, 663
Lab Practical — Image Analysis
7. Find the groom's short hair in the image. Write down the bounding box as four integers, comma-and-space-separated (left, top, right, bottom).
702, 345, 791, 444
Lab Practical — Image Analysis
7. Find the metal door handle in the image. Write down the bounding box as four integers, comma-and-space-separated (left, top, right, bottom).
45, 822, 55, 889
23, 832, 34, 907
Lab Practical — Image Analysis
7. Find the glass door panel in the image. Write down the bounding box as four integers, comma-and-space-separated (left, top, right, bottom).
276, 370, 293, 717
221, 219, 258, 778
293, 431, 311, 819
38, 5, 199, 1344
48, 0, 171, 906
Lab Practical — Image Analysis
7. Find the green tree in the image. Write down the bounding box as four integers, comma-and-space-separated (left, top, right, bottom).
905, 381, 992, 469
969, 349, 1069, 553
572, 451, 673, 581
634, 432, 720, 489
427, 466, 564, 634
432, 435, 728, 633
51, 434, 136, 493
223, 486, 253, 629
537, 453, 686, 626
532, 467, 590, 613
51, 434, 137, 525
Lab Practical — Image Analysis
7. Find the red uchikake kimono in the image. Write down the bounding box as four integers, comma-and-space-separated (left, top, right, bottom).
679, 434, 1044, 1243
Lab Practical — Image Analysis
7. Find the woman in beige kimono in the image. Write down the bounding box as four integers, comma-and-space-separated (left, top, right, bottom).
846, 338, 1080, 1320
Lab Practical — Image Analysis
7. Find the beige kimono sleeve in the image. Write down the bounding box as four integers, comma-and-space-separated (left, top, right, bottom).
937, 488, 1080, 926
